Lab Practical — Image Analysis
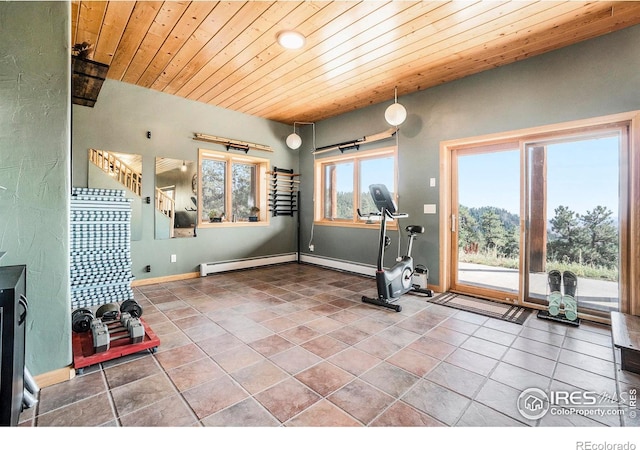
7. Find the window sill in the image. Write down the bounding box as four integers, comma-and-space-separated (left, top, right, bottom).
199, 221, 269, 228
313, 220, 398, 230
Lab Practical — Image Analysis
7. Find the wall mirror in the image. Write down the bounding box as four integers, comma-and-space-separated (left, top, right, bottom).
155, 157, 197, 239
88, 148, 143, 241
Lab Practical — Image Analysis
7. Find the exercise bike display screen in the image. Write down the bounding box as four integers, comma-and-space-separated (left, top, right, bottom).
369, 184, 397, 214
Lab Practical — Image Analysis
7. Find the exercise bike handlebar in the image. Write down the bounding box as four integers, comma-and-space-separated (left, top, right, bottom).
357, 208, 408, 222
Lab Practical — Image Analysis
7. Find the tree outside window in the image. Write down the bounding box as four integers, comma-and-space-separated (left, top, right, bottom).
232, 163, 257, 219
201, 158, 226, 221
314, 146, 397, 226
198, 149, 268, 225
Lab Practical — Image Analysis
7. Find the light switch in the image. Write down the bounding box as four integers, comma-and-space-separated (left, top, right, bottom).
424, 204, 436, 214
429, 178, 436, 187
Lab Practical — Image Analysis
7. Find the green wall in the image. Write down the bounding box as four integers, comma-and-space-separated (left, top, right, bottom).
0, 2, 71, 375
3, 1, 640, 377
299, 24, 640, 285
72, 80, 299, 281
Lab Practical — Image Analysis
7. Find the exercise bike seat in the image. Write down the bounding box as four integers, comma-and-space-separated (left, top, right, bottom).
406, 225, 424, 235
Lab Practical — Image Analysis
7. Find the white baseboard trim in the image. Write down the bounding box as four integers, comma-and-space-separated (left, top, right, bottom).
299, 254, 440, 292
200, 253, 298, 276
299, 254, 376, 278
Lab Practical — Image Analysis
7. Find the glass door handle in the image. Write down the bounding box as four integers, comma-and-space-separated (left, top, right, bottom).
451, 214, 457, 233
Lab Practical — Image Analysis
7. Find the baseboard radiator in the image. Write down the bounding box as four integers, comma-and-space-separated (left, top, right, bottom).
199, 253, 298, 277
298, 254, 376, 278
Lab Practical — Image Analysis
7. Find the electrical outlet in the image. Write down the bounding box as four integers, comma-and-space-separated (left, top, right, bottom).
309, 244, 314, 252
170, 254, 177, 263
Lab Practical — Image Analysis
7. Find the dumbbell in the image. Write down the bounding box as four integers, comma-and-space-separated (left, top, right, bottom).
91, 312, 145, 353
73, 298, 143, 334
72, 308, 95, 333
94, 302, 118, 321
120, 299, 143, 318
95, 300, 143, 321
91, 318, 110, 353
110, 313, 145, 345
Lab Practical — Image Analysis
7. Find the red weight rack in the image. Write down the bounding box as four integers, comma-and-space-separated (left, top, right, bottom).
72, 317, 160, 374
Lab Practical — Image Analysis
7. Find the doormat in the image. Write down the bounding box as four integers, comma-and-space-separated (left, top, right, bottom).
427, 292, 531, 325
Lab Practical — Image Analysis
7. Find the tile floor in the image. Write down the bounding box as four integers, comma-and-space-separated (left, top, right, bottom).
19, 263, 640, 427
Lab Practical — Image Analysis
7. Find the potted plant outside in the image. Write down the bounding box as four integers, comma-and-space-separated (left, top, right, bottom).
209, 210, 222, 223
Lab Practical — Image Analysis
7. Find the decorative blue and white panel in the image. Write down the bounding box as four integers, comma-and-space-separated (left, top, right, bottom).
70, 187, 134, 309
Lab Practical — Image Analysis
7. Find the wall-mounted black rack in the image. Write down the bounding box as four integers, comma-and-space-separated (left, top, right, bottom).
268, 167, 299, 217
193, 133, 273, 153
312, 127, 396, 155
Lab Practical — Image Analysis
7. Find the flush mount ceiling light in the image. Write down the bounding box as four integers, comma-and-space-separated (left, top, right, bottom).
385, 86, 407, 127
277, 30, 306, 50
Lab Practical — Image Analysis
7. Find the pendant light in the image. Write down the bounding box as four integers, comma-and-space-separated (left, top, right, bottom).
286, 122, 315, 150
384, 87, 407, 126
286, 128, 302, 150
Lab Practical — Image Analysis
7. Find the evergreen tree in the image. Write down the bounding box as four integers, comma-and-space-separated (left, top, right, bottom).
201, 159, 226, 219
502, 225, 520, 259
548, 205, 582, 263
547, 205, 618, 269
334, 191, 353, 219
480, 209, 507, 253
458, 205, 481, 251
579, 206, 618, 268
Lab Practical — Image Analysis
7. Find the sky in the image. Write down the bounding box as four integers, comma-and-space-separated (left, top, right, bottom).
457, 135, 620, 219
333, 156, 395, 194
331, 134, 620, 222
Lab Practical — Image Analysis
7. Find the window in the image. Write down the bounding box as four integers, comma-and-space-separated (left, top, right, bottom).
198, 149, 268, 225
232, 163, 258, 218
201, 158, 226, 219
314, 146, 397, 227
323, 160, 354, 220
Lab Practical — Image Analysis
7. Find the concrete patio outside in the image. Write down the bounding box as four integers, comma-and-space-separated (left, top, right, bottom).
458, 262, 619, 313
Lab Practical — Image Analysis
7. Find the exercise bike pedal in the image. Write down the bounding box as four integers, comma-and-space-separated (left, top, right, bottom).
410, 285, 434, 297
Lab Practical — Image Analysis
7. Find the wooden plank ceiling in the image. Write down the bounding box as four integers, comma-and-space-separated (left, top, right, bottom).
72, 1, 640, 124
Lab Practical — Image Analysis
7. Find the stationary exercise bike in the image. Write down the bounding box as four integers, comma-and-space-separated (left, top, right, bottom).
358, 184, 433, 312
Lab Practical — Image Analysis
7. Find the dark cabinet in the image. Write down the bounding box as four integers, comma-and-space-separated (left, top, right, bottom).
0, 265, 27, 426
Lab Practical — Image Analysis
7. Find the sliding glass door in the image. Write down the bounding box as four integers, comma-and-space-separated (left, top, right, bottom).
450, 123, 628, 318
451, 143, 522, 302
524, 130, 625, 315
